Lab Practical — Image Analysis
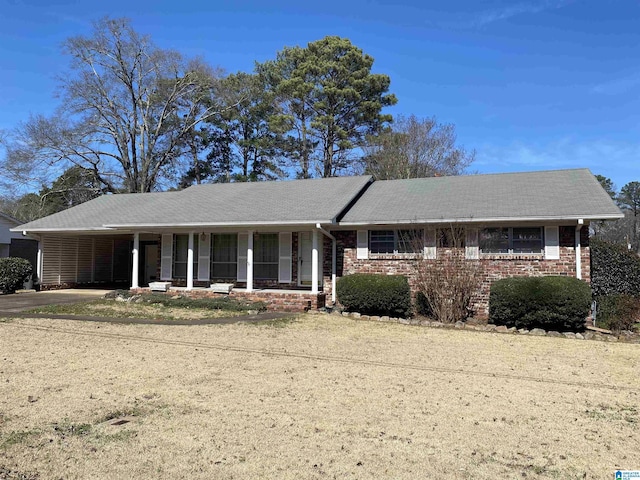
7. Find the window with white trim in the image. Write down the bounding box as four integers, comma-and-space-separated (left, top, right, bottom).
254, 233, 278, 280
480, 227, 543, 254
173, 234, 199, 279
210, 234, 237, 280
369, 229, 421, 254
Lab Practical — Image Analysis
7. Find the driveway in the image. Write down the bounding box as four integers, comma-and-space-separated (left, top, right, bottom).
0, 289, 111, 313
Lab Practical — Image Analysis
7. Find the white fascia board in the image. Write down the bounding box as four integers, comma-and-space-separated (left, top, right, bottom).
103, 220, 336, 229
10, 227, 116, 233
338, 214, 624, 226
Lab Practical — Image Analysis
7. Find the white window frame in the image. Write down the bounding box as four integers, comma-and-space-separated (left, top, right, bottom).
253, 233, 279, 280
210, 233, 238, 280
368, 229, 422, 255
479, 227, 544, 255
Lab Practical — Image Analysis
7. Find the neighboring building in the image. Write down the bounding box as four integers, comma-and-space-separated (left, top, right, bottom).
13, 169, 623, 314
1, 212, 38, 270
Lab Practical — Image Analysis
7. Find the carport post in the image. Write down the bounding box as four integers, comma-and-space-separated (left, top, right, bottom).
187, 232, 194, 290
131, 233, 139, 289
247, 231, 254, 292
36, 240, 42, 283
311, 229, 319, 294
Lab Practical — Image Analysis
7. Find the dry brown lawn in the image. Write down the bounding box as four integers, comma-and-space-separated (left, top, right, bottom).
27, 300, 246, 320
0, 314, 638, 479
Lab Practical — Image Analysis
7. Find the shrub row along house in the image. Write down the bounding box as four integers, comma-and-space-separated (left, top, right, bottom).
13, 169, 622, 315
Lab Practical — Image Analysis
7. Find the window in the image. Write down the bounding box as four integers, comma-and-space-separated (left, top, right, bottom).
437, 228, 465, 248
211, 234, 237, 280
369, 230, 421, 254
254, 233, 278, 280
173, 234, 199, 279
480, 227, 543, 254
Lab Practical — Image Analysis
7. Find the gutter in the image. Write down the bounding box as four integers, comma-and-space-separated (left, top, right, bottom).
337, 214, 623, 226
316, 223, 337, 304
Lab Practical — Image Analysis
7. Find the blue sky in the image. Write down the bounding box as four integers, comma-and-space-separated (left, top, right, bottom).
1, 0, 639, 190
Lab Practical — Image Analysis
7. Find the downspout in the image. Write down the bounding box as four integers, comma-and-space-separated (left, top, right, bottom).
316, 223, 337, 304
575, 219, 583, 280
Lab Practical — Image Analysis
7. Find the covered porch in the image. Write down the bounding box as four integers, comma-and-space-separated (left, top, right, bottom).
35, 226, 338, 308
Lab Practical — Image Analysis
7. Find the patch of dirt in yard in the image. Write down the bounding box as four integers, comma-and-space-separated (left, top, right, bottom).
28, 300, 245, 320
0, 315, 638, 479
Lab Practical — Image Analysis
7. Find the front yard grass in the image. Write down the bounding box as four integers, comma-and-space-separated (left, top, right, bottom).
26, 292, 266, 321
0, 314, 638, 479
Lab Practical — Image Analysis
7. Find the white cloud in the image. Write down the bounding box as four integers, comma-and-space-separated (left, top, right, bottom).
476, 138, 640, 188
470, 0, 574, 27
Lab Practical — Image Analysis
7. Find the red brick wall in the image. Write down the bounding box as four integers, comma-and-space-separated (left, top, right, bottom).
332, 228, 591, 318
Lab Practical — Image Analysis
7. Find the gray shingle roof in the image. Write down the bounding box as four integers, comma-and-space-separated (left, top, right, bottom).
15, 176, 373, 232
340, 168, 623, 225
13, 169, 622, 233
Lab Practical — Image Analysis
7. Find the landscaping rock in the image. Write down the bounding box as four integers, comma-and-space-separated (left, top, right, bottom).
547, 331, 563, 338
583, 331, 595, 340
507, 327, 517, 333
563, 332, 576, 339
370, 316, 380, 322
431, 321, 444, 328
518, 329, 529, 335
495, 325, 508, 333
350, 312, 361, 319
529, 328, 546, 336
454, 321, 465, 329
485, 324, 497, 332
361, 315, 370, 321
381, 316, 390, 322
575, 333, 584, 340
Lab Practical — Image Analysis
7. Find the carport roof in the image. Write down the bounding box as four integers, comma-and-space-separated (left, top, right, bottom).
14, 176, 373, 232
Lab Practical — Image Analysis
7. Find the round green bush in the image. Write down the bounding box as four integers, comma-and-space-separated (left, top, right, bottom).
0, 257, 33, 294
337, 274, 411, 318
489, 276, 591, 332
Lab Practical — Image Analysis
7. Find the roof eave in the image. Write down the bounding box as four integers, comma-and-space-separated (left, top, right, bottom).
338, 213, 625, 226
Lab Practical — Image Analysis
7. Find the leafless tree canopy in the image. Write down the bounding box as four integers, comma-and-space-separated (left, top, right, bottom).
1, 18, 224, 193
362, 114, 475, 180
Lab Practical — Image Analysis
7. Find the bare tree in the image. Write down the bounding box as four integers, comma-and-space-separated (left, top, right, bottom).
1, 18, 225, 193
413, 226, 482, 323
362, 115, 475, 180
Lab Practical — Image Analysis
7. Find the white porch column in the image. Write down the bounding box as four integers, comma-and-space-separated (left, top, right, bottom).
311, 229, 319, 294
36, 240, 42, 283
247, 231, 254, 292
187, 232, 194, 290
131, 233, 140, 289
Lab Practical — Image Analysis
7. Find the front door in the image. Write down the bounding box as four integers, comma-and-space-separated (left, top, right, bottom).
298, 232, 321, 287
144, 244, 158, 286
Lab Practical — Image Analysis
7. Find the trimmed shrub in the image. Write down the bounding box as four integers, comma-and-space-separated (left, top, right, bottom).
591, 239, 640, 297
0, 257, 33, 294
595, 295, 640, 332
489, 276, 591, 332
337, 274, 412, 318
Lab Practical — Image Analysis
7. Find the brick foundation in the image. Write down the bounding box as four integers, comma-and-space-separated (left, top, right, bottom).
130, 287, 326, 312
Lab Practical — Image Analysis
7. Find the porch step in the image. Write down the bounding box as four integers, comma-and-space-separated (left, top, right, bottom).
149, 281, 172, 292
209, 283, 234, 294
